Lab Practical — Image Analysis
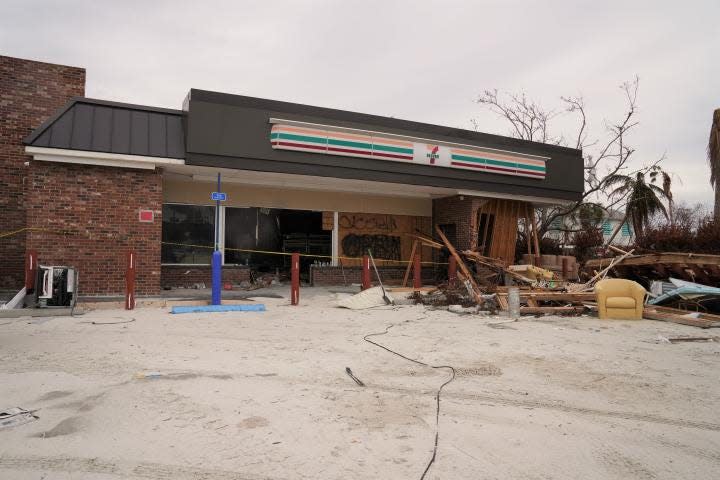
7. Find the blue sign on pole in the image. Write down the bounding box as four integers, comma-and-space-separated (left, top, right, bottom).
211, 192, 227, 201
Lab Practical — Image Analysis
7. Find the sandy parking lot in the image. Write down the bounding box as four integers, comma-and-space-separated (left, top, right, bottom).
1, 287, 719, 479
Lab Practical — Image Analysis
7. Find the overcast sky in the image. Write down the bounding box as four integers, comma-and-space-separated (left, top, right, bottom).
2, 1, 718, 207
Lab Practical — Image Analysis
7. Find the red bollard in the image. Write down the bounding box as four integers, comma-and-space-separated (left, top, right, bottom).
291, 252, 300, 305
413, 253, 422, 290
361, 255, 371, 290
125, 250, 136, 310
25, 249, 38, 292
448, 256, 457, 287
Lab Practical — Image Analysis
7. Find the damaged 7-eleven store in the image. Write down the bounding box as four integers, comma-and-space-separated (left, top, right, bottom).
22, 87, 584, 296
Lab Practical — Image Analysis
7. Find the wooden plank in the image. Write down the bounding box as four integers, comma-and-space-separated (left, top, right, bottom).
586, 252, 720, 269
480, 199, 493, 256
523, 203, 532, 255
530, 205, 541, 257
401, 240, 418, 288
497, 292, 596, 302
435, 225, 483, 304
643, 307, 720, 328
520, 306, 585, 315
476, 200, 486, 252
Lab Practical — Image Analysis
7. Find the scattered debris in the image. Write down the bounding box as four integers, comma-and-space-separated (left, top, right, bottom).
0, 407, 39, 430
648, 277, 720, 311
643, 306, 720, 329
345, 367, 365, 386
585, 252, 720, 285
666, 336, 718, 343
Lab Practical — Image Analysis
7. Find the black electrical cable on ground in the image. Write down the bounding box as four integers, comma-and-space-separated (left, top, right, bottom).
364, 324, 456, 480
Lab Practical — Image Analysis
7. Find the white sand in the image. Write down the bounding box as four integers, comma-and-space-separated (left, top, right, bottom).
0, 286, 719, 479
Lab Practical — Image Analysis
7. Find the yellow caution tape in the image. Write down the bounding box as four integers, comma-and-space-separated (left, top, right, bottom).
0, 227, 447, 265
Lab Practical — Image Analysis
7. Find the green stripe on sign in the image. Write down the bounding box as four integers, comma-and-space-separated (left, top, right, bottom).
451, 154, 486, 164
372, 143, 413, 154
274, 132, 327, 145
327, 138, 373, 150
451, 154, 545, 172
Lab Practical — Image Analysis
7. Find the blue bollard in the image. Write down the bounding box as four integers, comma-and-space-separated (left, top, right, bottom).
211, 250, 222, 305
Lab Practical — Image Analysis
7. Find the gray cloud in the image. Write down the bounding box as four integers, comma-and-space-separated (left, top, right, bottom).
2, 0, 718, 206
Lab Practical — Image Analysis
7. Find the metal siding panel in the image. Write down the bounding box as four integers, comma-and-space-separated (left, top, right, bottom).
91, 106, 113, 152
147, 112, 167, 157
70, 103, 94, 151
166, 115, 185, 159
49, 105, 74, 149
130, 111, 149, 156
111, 109, 131, 154
33, 129, 51, 147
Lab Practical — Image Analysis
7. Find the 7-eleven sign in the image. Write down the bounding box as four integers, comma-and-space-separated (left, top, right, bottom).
413, 143, 450, 167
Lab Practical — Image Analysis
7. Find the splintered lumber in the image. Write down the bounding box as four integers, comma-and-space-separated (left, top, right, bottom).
667, 336, 717, 343
401, 240, 418, 288
407, 231, 444, 249
643, 306, 720, 329
435, 225, 483, 304
571, 248, 635, 291
520, 306, 586, 315
497, 291, 597, 302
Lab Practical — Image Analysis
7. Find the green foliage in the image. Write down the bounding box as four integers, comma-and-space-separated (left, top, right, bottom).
605, 166, 670, 237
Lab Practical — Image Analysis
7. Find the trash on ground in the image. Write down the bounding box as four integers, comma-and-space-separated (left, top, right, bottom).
0, 407, 39, 430
345, 367, 365, 386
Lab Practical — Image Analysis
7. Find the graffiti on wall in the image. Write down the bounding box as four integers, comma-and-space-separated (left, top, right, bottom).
338, 214, 398, 232
342, 234, 401, 260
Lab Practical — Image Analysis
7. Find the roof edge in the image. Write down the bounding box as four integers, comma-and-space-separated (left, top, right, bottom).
24, 96, 184, 146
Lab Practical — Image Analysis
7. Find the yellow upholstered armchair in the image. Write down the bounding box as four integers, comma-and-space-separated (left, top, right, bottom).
595, 279, 646, 320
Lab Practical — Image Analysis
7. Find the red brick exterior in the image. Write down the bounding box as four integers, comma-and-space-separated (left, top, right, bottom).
26, 163, 163, 296
432, 195, 484, 251
161, 265, 251, 288
0, 55, 85, 290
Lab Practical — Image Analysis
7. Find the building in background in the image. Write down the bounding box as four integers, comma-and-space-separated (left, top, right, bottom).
2, 55, 584, 298
546, 210, 634, 247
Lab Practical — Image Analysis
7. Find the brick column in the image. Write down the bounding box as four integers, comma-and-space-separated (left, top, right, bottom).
0, 55, 85, 291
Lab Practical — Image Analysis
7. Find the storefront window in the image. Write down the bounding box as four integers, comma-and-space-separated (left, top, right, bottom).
161, 204, 215, 264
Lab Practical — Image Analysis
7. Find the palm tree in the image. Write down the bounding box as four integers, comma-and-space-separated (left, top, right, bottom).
709, 109, 720, 220
604, 168, 671, 245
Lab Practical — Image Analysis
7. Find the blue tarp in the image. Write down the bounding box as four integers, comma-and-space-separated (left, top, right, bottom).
171, 304, 266, 314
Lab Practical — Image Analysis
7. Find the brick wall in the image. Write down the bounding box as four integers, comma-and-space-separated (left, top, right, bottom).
26, 163, 163, 296
161, 265, 251, 288
432, 195, 486, 251
0, 55, 85, 290
311, 265, 436, 286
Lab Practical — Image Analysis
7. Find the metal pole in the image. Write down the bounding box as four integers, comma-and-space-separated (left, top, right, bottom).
211, 172, 222, 305
291, 252, 300, 305
215, 172, 221, 251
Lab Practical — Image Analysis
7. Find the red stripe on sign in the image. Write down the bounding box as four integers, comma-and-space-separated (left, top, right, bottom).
451, 161, 487, 169
327, 146, 373, 156
273, 141, 327, 151
372, 151, 413, 160
513, 170, 545, 177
